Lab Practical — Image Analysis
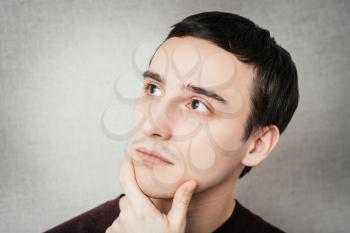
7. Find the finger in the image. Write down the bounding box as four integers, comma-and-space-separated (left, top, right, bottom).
109, 218, 121, 233
119, 155, 156, 212
106, 221, 120, 233
118, 195, 138, 219
167, 180, 198, 227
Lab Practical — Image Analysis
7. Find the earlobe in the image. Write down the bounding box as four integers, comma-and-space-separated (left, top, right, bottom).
241, 125, 280, 167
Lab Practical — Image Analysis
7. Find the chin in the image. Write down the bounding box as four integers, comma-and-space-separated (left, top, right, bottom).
132, 163, 182, 199
140, 186, 175, 199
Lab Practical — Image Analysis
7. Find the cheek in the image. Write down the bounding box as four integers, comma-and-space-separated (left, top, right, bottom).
183, 126, 243, 190
188, 135, 217, 171
172, 113, 204, 140
207, 118, 245, 153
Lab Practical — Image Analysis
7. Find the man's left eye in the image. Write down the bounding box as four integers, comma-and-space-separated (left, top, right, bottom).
187, 99, 211, 114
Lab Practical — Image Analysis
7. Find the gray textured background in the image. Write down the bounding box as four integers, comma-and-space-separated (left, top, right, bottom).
0, 0, 349, 232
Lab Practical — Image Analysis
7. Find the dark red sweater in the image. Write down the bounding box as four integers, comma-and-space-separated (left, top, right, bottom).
44, 193, 285, 233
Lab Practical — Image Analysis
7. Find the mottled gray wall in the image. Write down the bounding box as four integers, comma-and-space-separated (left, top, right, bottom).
0, 0, 349, 232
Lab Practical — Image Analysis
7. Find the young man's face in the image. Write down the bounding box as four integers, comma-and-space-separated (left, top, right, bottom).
127, 36, 256, 198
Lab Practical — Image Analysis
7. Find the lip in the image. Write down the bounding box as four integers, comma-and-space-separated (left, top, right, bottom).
135, 147, 174, 165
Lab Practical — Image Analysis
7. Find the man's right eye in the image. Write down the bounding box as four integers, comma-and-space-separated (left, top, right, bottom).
143, 83, 162, 97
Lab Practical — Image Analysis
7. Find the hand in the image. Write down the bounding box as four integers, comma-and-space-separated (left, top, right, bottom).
105, 155, 198, 233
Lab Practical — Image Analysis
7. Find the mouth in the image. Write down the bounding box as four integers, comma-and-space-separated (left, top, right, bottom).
135, 147, 174, 166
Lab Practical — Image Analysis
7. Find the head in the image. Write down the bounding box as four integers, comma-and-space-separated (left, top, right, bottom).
126, 11, 299, 198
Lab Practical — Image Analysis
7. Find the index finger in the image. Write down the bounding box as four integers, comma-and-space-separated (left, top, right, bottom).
119, 155, 156, 212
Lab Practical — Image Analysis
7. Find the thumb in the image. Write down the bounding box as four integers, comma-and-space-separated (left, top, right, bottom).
167, 180, 198, 228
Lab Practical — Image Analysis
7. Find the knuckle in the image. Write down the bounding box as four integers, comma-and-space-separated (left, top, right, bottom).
179, 197, 190, 206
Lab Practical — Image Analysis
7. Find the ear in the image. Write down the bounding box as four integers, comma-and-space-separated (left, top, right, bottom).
241, 125, 280, 167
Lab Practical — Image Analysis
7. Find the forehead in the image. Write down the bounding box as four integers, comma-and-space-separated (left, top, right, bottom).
149, 36, 255, 113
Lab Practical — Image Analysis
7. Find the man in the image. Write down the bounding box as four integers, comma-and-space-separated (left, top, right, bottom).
45, 11, 299, 233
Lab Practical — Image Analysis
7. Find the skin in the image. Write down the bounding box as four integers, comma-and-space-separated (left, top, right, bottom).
106, 155, 198, 233
107, 36, 280, 233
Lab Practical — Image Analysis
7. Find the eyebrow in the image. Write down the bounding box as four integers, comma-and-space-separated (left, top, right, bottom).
142, 70, 228, 105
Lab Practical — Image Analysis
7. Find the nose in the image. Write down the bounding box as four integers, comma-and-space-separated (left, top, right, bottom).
142, 99, 178, 141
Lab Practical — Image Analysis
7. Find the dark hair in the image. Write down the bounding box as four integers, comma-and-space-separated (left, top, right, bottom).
160, 11, 299, 178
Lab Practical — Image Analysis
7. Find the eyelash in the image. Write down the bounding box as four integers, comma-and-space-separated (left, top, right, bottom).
143, 83, 212, 116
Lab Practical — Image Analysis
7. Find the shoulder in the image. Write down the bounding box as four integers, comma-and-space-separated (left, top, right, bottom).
44, 193, 125, 233
215, 199, 286, 233
234, 200, 286, 233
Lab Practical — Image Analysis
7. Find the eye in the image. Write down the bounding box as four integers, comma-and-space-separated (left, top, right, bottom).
187, 99, 211, 115
143, 83, 162, 96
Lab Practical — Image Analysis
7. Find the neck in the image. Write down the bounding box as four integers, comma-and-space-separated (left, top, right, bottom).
150, 173, 238, 233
